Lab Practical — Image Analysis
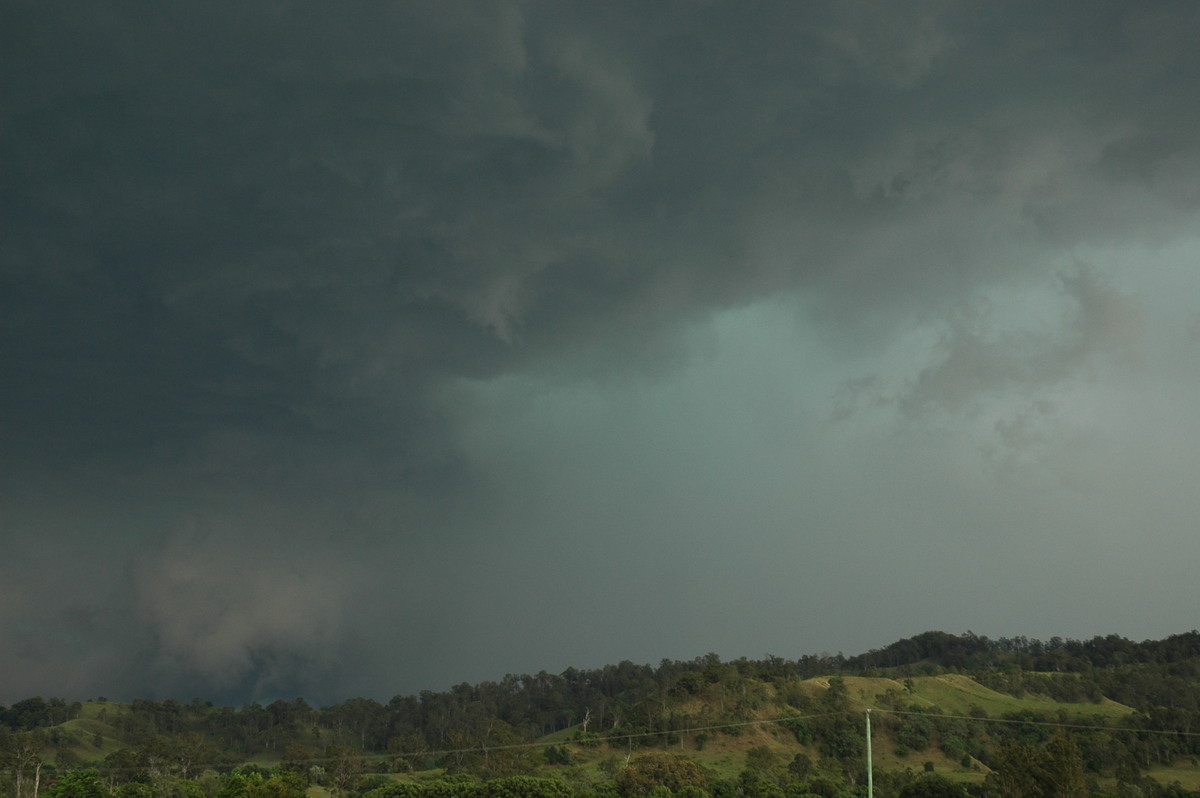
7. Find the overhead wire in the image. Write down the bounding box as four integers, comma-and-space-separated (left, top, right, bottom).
80, 705, 1200, 775
29, 699, 1200, 776
868, 707, 1200, 738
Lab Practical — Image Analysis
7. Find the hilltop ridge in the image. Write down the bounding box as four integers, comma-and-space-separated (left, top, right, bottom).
4, 631, 1200, 796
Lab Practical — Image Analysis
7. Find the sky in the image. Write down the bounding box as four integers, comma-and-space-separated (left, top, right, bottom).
3, 1, 1200, 707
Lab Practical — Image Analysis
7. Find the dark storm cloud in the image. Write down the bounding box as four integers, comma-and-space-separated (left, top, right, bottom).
5, 1, 1195, 469
4, 1, 1200, 703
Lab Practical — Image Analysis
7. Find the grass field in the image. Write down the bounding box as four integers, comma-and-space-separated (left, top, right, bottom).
822, 673, 1133, 720
79, 700, 130, 721
534, 672, 1145, 789
1142, 763, 1200, 790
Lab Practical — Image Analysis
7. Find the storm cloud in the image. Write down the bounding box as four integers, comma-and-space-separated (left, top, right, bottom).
4, 0, 1200, 704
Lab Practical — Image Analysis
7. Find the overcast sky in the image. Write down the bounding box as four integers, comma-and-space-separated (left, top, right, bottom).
4, 1, 1200, 706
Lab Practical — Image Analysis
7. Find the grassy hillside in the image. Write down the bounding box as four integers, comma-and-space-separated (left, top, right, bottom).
528, 672, 1142, 788
14, 633, 1200, 792
850, 673, 1132, 717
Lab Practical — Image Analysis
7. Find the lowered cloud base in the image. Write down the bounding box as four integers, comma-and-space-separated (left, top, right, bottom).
3, 0, 1200, 704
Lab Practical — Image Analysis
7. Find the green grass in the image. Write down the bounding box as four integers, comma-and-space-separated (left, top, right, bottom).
79, 700, 130, 721
870, 740, 988, 784
828, 674, 1133, 720
537, 672, 1137, 790
1143, 762, 1200, 790
535, 727, 582, 745
689, 750, 754, 781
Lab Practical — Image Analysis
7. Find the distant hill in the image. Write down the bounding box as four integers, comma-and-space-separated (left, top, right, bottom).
4, 631, 1200, 796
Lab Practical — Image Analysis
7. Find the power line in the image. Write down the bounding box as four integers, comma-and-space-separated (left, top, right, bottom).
27, 705, 1199, 776
866, 707, 1200, 738
58, 712, 848, 774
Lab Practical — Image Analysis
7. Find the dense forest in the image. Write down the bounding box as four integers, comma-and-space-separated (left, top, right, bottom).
4, 631, 1200, 798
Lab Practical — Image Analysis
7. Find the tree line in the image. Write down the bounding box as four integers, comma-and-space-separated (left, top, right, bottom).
4, 631, 1200, 797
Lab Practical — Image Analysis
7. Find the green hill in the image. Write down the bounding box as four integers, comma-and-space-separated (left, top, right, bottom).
6, 631, 1200, 795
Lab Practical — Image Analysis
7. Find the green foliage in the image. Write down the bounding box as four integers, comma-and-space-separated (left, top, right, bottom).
615, 752, 708, 797
481, 775, 573, 798
897, 774, 967, 798
148, 774, 205, 798
738, 769, 784, 798
362, 784, 426, 798
745, 746, 778, 773
819, 680, 850, 714
1, 697, 83, 731
213, 768, 309, 798
675, 786, 709, 798
544, 745, 572, 766
984, 732, 1088, 798
778, 719, 812, 746
364, 776, 573, 798
590, 782, 623, 798
785, 753, 813, 781
673, 673, 707, 697
893, 714, 933, 752
795, 776, 842, 798
49, 768, 109, 798
816, 718, 863, 764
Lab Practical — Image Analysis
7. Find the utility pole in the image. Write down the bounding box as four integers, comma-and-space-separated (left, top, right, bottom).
865, 708, 873, 798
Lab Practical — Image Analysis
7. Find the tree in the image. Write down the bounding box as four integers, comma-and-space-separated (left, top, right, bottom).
820, 680, 850, 713
49, 767, 109, 798
3, 730, 50, 798
1042, 732, 1088, 798
103, 747, 150, 787
56, 749, 84, 773
479, 775, 572, 798
895, 714, 934, 752
280, 743, 313, 774
898, 774, 967, 798
325, 746, 364, 794
985, 733, 1087, 798
173, 732, 215, 779
786, 752, 813, 781
615, 752, 708, 797
738, 769, 784, 798
217, 769, 306, 798
746, 746, 778, 775
2, 699, 50, 731
324, 698, 387, 750
543, 744, 571, 766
